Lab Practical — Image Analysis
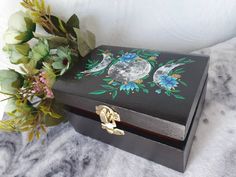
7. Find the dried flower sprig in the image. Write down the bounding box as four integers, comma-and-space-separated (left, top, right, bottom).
0, 0, 96, 141
20, 0, 56, 34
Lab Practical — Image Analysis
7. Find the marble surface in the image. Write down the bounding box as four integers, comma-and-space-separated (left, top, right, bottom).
0, 38, 236, 177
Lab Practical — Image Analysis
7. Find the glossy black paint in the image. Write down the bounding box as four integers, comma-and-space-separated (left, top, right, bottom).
53, 46, 209, 172
64, 77, 207, 172
53, 45, 209, 140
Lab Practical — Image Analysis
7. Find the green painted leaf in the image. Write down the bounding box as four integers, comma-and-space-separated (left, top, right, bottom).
112, 90, 118, 99
177, 58, 186, 62
76, 73, 84, 80
143, 88, 149, 94
171, 89, 180, 93
166, 59, 175, 64
173, 94, 185, 100
117, 50, 125, 55
101, 85, 115, 90
92, 69, 105, 76
148, 82, 156, 87
165, 90, 171, 96
86, 60, 99, 69
155, 89, 162, 94
178, 80, 188, 87
103, 78, 113, 82
89, 90, 107, 95
125, 90, 130, 95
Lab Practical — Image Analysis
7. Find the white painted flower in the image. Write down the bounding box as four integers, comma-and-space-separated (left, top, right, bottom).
3, 11, 36, 44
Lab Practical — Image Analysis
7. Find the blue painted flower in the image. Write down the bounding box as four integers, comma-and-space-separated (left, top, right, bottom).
120, 82, 139, 91
120, 53, 138, 62
158, 75, 179, 90
111, 81, 119, 86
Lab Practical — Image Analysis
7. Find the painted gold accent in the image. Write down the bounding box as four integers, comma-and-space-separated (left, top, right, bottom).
95, 105, 125, 136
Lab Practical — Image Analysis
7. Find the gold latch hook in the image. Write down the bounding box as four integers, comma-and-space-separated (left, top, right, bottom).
96, 105, 125, 136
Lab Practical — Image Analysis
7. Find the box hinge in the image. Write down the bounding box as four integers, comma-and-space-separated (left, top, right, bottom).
96, 105, 125, 136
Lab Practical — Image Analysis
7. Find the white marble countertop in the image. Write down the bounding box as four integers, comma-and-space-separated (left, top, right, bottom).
0, 38, 236, 177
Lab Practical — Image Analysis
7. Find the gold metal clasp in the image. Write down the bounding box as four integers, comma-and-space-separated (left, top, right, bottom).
96, 105, 125, 136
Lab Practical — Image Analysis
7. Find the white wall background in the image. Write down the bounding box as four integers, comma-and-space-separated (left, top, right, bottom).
0, 0, 236, 119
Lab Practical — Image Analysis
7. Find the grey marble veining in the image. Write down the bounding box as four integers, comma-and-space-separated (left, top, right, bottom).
1, 38, 236, 177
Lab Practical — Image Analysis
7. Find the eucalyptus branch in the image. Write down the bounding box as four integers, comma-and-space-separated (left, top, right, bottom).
0, 97, 14, 102
0, 91, 15, 96
21, 0, 59, 34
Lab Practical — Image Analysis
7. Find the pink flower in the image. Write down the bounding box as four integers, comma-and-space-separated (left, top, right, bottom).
30, 71, 54, 98
44, 86, 54, 98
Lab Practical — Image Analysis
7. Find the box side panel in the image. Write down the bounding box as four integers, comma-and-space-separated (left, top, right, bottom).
183, 80, 207, 169
65, 77, 207, 172
67, 110, 184, 172
54, 90, 186, 140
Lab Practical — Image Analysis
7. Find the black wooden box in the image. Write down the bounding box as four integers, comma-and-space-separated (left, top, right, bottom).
53, 45, 209, 172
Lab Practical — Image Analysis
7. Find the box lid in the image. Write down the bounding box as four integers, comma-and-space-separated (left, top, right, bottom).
53, 45, 209, 140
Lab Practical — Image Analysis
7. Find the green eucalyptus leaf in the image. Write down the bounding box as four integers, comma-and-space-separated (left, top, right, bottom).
52, 61, 64, 69
43, 15, 67, 37
57, 47, 71, 59
48, 36, 68, 48
4, 98, 17, 113
14, 31, 33, 44
83, 30, 96, 49
67, 14, 80, 28
33, 33, 68, 48
0, 70, 23, 94
24, 17, 36, 34
31, 38, 49, 61
3, 44, 30, 64
66, 14, 80, 37
23, 59, 40, 75
15, 43, 30, 56
44, 116, 65, 127
74, 28, 96, 57
42, 63, 56, 87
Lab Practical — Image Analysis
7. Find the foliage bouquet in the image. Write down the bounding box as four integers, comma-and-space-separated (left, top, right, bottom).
0, 0, 95, 141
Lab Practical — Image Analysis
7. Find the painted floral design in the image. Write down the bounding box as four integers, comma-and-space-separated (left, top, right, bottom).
120, 82, 139, 91
158, 75, 178, 90
119, 53, 138, 62
76, 49, 194, 100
